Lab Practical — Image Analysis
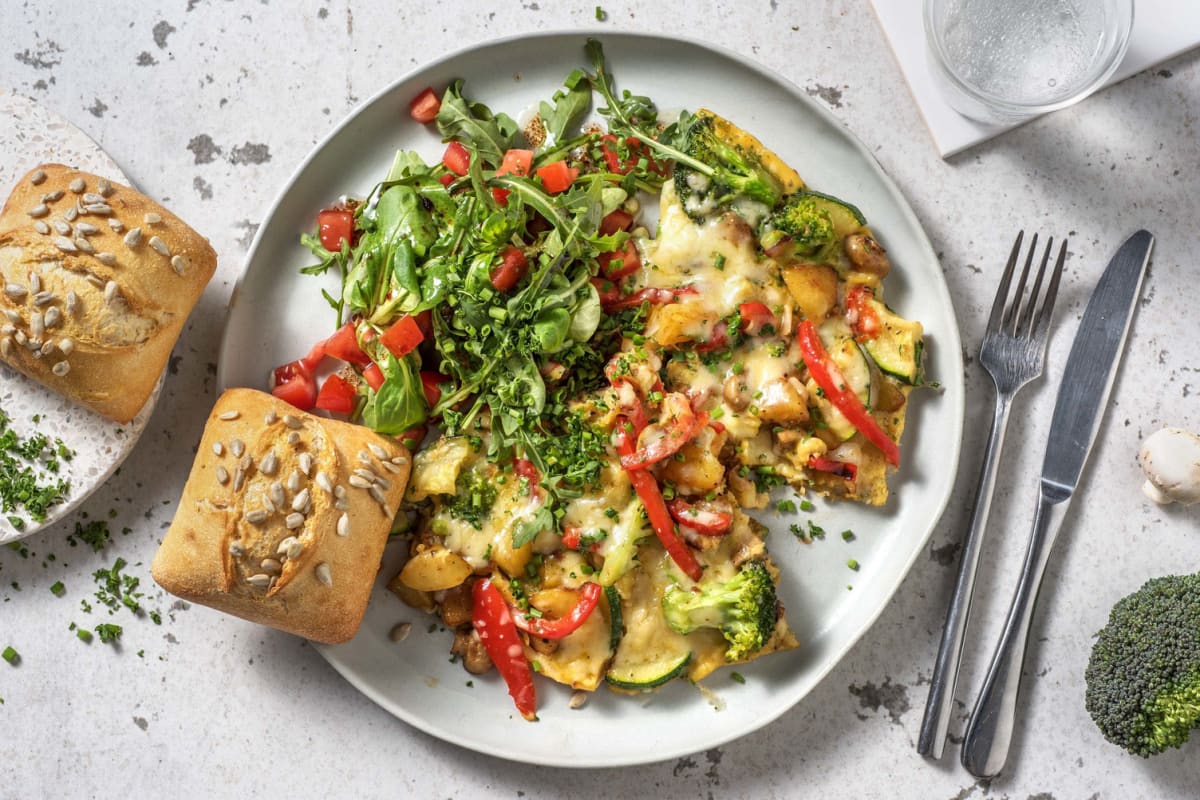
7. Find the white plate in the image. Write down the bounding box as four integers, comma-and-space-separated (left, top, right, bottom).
217, 32, 965, 767
0, 91, 162, 545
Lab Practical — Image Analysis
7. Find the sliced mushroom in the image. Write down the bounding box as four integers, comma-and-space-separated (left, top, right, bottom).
1139, 427, 1200, 506
845, 233, 891, 277
452, 628, 494, 675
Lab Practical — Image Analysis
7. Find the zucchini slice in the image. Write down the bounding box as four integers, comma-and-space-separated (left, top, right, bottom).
604, 584, 624, 652
804, 190, 867, 239
606, 650, 692, 691
861, 298, 924, 385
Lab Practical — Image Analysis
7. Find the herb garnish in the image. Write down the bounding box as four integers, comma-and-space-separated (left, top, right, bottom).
0, 406, 72, 526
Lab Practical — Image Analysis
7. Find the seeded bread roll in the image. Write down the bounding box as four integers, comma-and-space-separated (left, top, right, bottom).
0, 163, 217, 423
152, 388, 412, 645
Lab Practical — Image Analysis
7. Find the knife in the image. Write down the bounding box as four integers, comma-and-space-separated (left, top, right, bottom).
959, 229, 1154, 778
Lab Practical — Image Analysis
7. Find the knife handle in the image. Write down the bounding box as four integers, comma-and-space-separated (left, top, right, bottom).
960, 484, 1071, 778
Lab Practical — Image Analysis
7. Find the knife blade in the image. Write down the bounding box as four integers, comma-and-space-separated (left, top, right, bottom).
1041, 228, 1154, 495
960, 229, 1154, 778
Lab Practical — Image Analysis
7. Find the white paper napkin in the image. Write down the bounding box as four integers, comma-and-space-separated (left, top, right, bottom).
870, 0, 1200, 158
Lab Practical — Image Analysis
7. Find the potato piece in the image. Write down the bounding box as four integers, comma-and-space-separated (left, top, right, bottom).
784, 262, 839, 322
398, 545, 474, 592
407, 436, 473, 501
756, 377, 810, 426
387, 571, 435, 612
647, 300, 711, 347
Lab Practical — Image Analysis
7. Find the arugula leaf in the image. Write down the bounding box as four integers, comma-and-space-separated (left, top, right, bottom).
435, 80, 519, 167
512, 505, 555, 549
537, 68, 591, 147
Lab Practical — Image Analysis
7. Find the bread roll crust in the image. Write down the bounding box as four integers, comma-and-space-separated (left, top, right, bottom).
0, 163, 217, 422
152, 388, 412, 644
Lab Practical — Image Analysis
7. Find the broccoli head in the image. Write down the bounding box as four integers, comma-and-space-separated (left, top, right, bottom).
1084, 574, 1200, 757
661, 559, 778, 662
760, 193, 837, 258
673, 115, 782, 222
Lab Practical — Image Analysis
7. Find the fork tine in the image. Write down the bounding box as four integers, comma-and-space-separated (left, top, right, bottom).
1002, 232, 1038, 332
1032, 239, 1068, 343
1016, 236, 1053, 335
986, 231, 1024, 333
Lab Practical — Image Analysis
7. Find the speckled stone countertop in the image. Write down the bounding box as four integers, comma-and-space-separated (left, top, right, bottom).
2, 3, 1198, 798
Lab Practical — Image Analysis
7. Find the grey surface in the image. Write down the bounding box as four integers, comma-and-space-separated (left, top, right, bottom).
1, 2, 1198, 798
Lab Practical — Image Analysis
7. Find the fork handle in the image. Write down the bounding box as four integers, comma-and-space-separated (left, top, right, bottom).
917, 395, 1013, 759
960, 484, 1072, 778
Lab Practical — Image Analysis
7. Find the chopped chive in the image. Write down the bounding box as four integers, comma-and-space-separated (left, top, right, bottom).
49, 580, 65, 597
2, 646, 18, 665
847, 559, 860, 571
841, 530, 855, 542
76, 629, 93, 643
730, 671, 746, 684
799, 499, 815, 512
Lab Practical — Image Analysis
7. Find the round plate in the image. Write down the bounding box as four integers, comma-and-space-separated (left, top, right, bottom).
217, 32, 964, 767
0, 91, 162, 545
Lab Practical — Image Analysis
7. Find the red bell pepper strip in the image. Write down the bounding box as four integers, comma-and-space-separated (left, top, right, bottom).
807, 456, 859, 480
511, 582, 602, 640
614, 423, 703, 582
619, 392, 699, 471
738, 301, 776, 335
845, 286, 881, 341
797, 320, 900, 466
602, 285, 697, 312
667, 497, 733, 536
472, 579, 537, 721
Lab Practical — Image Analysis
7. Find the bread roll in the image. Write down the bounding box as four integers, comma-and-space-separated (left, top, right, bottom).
0, 164, 217, 422
152, 388, 412, 644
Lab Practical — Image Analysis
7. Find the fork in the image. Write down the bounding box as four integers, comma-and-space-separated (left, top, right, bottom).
917, 231, 1067, 759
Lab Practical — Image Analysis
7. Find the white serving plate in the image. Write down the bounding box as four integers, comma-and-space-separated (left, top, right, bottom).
0, 91, 162, 544
217, 32, 964, 768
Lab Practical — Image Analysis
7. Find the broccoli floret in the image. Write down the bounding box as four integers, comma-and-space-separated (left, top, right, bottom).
661, 560, 778, 662
673, 115, 782, 222
760, 193, 837, 258
1085, 574, 1200, 757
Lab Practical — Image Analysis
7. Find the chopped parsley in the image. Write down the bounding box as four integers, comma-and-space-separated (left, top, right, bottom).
775, 499, 796, 513
0, 406, 72, 526
49, 580, 65, 597
94, 624, 122, 644
68, 519, 111, 551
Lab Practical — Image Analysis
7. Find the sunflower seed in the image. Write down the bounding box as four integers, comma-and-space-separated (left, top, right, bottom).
276, 536, 297, 556
286, 431, 301, 446
144, 212, 162, 225
76, 222, 99, 236
216, 410, 240, 421
0, 337, 11, 358
290, 488, 310, 513
85, 203, 112, 216
0, 324, 13, 336
107, 218, 123, 232
389, 623, 412, 642
368, 443, 389, 460
82, 192, 105, 205
262, 494, 276, 514
211, 441, 224, 457
568, 691, 589, 710
3, 311, 18, 323
315, 471, 333, 494
286, 470, 302, 493
334, 485, 347, 499
335, 498, 349, 511
32, 220, 50, 235
29, 312, 43, 338
13, 330, 26, 346
314, 562, 332, 587
380, 460, 403, 474
348, 475, 373, 489
51, 360, 70, 377
233, 468, 246, 491
64, 206, 78, 222
27, 204, 49, 218
52, 219, 71, 236
53, 236, 76, 253
228, 542, 244, 557
269, 482, 285, 508
148, 235, 169, 256
357, 450, 372, 465
68, 177, 85, 193
373, 474, 392, 491
32, 291, 54, 307
58, 338, 74, 356
85, 274, 104, 288
104, 281, 118, 304
215, 466, 229, 485
264, 410, 278, 425
171, 255, 187, 275
97, 178, 113, 197
246, 573, 271, 587
352, 467, 378, 482
245, 509, 268, 524
380, 503, 394, 519
259, 451, 278, 475
391, 455, 410, 466
260, 558, 281, 573
298, 452, 313, 476
30, 169, 46, 185
230, 438, 244, 458
283, 414, 302, 429
96, 252, 117, 266
239, 454, 252, 472
287, 539, 304, 560
43, 307, 61, 328
285, 512, 305, 530
74, 237, 95, 254
39, 340, 54, 356
369, 485, 388, 506
336, 513, 350, 537
4, 284, 27, 299
124, 227, 142, 247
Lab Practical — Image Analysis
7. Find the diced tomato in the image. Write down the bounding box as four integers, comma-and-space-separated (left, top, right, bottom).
602, 285, 698, 312
317, 209, 354, 253
846, 286, 881, 341
667, 497, 733, 536
738, 301, 777, 336
413, 309, 434, 338
597, 240, 641, 281
300, 338, 326, 372
619, 393, 700, 471
591, 277, 621, 308
490, 246, 529, 293
314, 373, 357, 414
271, 360, 317, 411
512, 458, 539, 483
323, 321, 371, 366
362, 362, 386, 392
808, 456, 859, 480
379, 315, 425, 358
694, 321, 729, 353
491, 187, 511, 206
599, 209, 634, 236
438, 173, 455, 188
599, 135, 666, 176
561, 526, 582, 550
497, 149, 533, 177
409, 87, 441, 123
419, 370, 445, 409
398, 424, 426, 451
535, 161, 578, 194
442, 142, 470, 176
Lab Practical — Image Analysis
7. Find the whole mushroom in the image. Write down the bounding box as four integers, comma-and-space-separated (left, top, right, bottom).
1138, 427, 1200, 506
